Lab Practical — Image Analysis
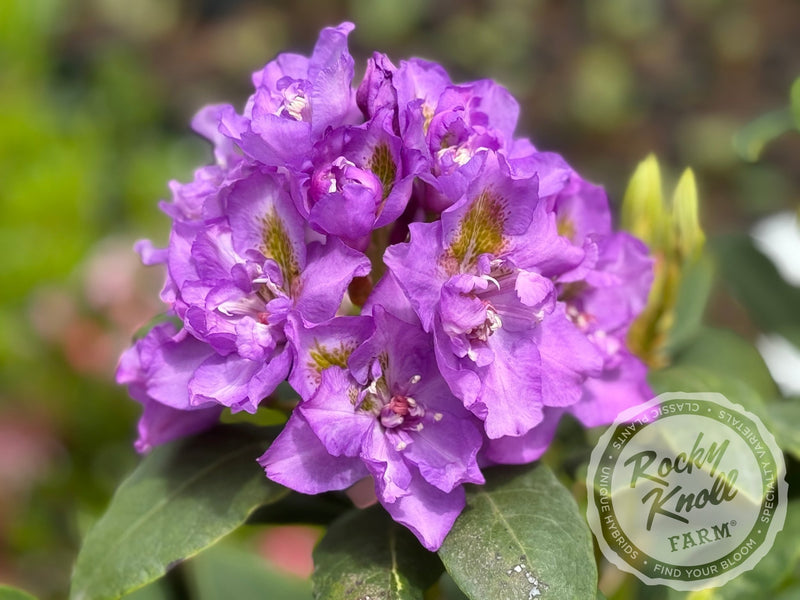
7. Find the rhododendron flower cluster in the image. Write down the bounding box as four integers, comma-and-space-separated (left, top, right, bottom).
117, 23, 653, 551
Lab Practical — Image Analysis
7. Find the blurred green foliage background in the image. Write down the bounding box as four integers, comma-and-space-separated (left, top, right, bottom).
0, 0, 798, 598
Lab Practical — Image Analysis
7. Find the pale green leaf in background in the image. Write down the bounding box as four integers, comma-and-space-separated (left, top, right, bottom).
669, 327, 779, 401
188, 540, 311, 600
713, 234, 800, 350
0, 586, 38, 600
764, 401, 800, 461
790, 77, 800, 129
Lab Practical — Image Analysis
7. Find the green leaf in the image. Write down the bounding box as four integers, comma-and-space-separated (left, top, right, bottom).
732, 109, 795, 162
670, 327, 778, 400
667, 254, 714, 354
713, 234, 800, 350
667, 500, 800, 600
187, 539, 312, 600
649, 365, 770, 424
650, 365, 800, 464
436, 573, 469, 600
790, 77, 800, 130
439, 463, 597, 600
312, 505, 443, 600
71, 425, 288, 600
122, 580, 171, 600
220, 406, 288, 427
765, 401, 800, 460
247, 491, 352, 526
0, 586, 38, 600
132, 313, 183, 342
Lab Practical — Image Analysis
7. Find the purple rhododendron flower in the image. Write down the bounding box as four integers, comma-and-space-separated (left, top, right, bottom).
260, 307, 484, 550
154, 166, 369, 413
216, 23, 359, 170
117, 22, 654, 551
117, 322, 223, 453
299, 109, 427, 249
395, 60, 527, 212
385, 153, 604, 439
537, 158, 654, 424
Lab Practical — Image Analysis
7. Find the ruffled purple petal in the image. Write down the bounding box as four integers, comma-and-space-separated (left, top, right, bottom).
191, 104, 241, 169
570, 351, 652, 427
473, 328, 544, 438
383, 221, 445, 331
298, 367, 375, 457
401, 390, 485, 492
308, 23, 357, 135
482, 408, 563, 465
259, 412, 368, 494
536, 307, 604, 408
356, 52, 398, 120
225, 171, 307, 270
361, 272, 421, 326
294, 238, 371, 322
188, 349, 289, 413
286, 313, 374, 400
117, 323, 217, 411
380, 470, 465, 551
135, 399, 222, 455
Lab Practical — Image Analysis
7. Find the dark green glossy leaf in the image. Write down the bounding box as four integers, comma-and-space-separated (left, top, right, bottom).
312, 505, 443, 600
71, 425, 288, 600
713, 234, 800, 350
439, 463, 597, 600
670, 327, 778, 400
0, 586, 38, 600
247, 491, 351, 526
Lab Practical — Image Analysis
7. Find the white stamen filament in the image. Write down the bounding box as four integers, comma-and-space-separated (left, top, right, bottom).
252, 276, 284, 298
282, 94, 308, 121
366, 379, 379, 396
487, 308, 503, 333
482, 274, 501, 291
453, 146, 473, 166
217, 296, 264, 317
566, 305, 590, 329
